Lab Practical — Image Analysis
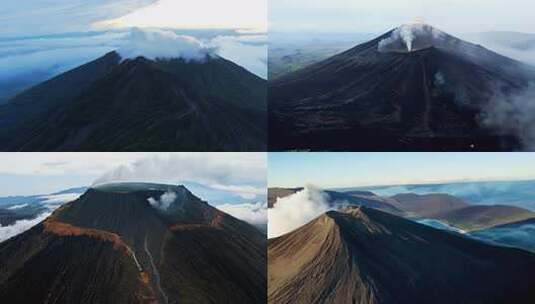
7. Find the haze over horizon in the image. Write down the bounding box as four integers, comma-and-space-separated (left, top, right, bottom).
268, 153, 535, 188
270, 0, 535, 34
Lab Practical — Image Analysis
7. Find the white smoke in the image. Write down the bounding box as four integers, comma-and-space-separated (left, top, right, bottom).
148, 190, 177, 211
0, 193, 80, 243
378, 23, 444, 53
479, 84, 535, 150
117, 28, 215, 61
216, 201, 267, 226
268, 185, 332, 239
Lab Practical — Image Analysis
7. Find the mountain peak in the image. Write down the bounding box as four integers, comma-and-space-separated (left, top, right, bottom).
1, 182, 266, 303
269, 206, 535, 303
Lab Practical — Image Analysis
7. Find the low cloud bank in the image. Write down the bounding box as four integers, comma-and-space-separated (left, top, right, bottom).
268, 186, 332, 239
479, 84, 535, 150
0, 212, 50, 243
0, 29, 266, 102
0, 192, 81, 243
216, 202, 267, 226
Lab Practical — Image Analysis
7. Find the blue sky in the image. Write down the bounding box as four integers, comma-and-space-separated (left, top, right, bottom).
268, 153, 535, 188
270, 0, 535, 34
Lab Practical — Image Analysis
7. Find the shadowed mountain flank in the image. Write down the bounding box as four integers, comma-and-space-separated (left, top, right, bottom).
269, 24, 535, 151
0, 52, 266, 152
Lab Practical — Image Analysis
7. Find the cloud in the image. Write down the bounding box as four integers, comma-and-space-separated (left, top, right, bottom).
270, 0, 535, 34
93, 153, 266, 200
209, 184, 266, 199
117, 28, 215, 61
0, 191, 79, 243
268, 185, 332, 238
39, 193, 83, 210
0, 212, 50, 243
148, 190, 177, 211
479, 84, 535, 150
216, 202, 267, 226
0, 29, 266, 102
0, 0, 156, 37
95, 0, 267, 31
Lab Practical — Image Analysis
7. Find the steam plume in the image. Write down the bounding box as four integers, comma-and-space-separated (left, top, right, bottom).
268, 185, 332, 239
148, 190, 177, 211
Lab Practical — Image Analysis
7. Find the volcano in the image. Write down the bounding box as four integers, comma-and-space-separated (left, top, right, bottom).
268, 206, 535, 304
269, 23, 535, 151
0, 52, 266, 151
0, 183, 266, 303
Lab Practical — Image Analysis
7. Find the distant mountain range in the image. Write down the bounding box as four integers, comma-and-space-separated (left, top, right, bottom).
0, 52, 266, 151
269, 24, 535, 151
268, 206, 535, 303
0, 183, 266, 303
269, 185, 535, 252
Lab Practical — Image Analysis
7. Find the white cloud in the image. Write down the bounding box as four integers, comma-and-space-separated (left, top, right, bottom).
93, 153, 266, 191
0, 153, 150, 176
39, 193, 83, 210
0, 190, 82, 243
216, 202, 267, 226
270, 0, 535, 34
209, 34, 267, 78
268, 186, 332, 238
96, 0, 267, 31
209, 184, 266, 199
117, 28, 215, 61
0, 212, 50, 243
7, 204, 28, 210
0, 30, 265, 103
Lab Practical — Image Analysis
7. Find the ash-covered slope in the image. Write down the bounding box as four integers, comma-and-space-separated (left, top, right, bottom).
0, 51, 266, 151
269, 23, 535, 151
268, 206, 535, 304
0, 183, 266, 304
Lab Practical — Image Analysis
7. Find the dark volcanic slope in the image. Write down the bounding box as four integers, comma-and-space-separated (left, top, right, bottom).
0, 184, 266, 304
268, 206, 535, 304
436, 204, 535, 231
269, 24, 535, 151
390, 193, 469, 218
0, 52, 266, 151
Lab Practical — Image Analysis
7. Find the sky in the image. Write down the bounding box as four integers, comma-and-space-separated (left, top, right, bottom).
269, 0, 535, 34
268, 153, 535, 188
0, 0, 265, 37
0, 153, 266, 202
0, 0, 267, 103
